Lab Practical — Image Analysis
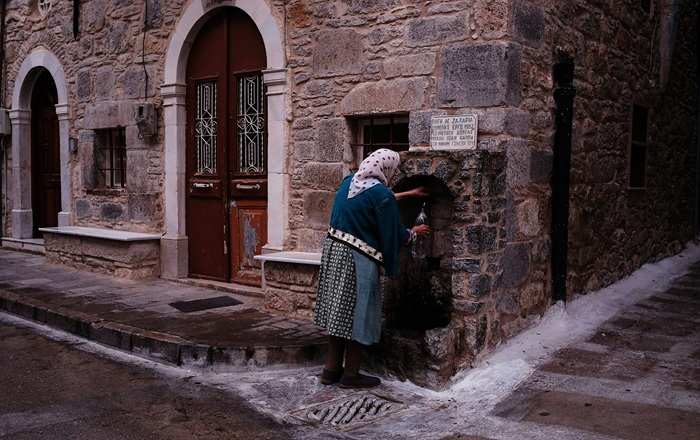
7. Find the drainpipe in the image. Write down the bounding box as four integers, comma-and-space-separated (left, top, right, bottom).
659, 0, 681, 90
695, 7, 700, 237
0, 0, 7, 237
551, 51, 576, 303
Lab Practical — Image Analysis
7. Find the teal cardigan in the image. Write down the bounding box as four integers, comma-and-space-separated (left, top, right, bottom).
328, 175, 409, 277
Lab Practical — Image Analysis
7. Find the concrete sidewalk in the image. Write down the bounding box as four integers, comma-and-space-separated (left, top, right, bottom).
0, 249, 326, 370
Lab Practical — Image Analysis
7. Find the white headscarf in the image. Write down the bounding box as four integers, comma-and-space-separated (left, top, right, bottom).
348, 148, 401, 199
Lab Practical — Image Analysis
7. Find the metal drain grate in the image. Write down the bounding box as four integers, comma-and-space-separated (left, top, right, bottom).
300, 394, 402, 428
169, 295, 242, 313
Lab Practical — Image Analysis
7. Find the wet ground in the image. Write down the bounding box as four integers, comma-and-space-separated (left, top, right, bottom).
0, 321, 294, 439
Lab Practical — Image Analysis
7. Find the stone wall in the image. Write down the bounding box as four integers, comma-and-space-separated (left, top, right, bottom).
2, 0, 187, 233
517, 0, 699, 300
263, 261, 319, 319
286, 0, 527, 253
464, 0, 699, 359
372, 149, 508, 387
43, 232, 160, 279
0, 0, 287, 235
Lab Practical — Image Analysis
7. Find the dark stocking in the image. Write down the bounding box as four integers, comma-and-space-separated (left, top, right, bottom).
338, 341, 380, 388
343, 341, 365, 376
324, 336, 346, 372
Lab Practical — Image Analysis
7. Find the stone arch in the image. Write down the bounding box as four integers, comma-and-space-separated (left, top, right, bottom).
9, 47, 72, 238
160, 0, 288, 278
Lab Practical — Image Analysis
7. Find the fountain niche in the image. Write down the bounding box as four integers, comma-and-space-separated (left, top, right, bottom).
368, 149, 507, 389
384, 176, 454, 332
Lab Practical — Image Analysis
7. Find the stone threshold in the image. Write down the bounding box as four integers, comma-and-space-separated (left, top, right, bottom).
1, 237, 45, 254
255, 251, 322, 266
165, 277, 266, 299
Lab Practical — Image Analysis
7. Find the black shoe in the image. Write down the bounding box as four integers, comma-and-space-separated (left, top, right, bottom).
320, 368, 344, 385
338, 373, 381, 389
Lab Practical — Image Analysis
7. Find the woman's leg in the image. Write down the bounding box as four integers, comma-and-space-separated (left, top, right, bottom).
340, 341, 380, 388
320, 336, 346, 385
325, 335, 346, 371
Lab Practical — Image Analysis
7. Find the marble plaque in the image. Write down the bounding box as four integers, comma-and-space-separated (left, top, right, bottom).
430, 114, 478, 150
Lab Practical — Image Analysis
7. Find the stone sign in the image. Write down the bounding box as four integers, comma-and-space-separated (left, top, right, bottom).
430, 114, 478, 150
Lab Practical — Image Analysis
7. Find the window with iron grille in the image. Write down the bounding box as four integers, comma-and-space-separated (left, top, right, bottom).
95, 128, 127, 188
629, 104, 649, 189
350, 114, 409, 159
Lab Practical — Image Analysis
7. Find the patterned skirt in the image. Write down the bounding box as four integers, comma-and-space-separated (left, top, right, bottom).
314, 236, 382, 345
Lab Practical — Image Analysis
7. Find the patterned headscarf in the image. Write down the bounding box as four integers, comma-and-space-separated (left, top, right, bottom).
348, 148, 401, 199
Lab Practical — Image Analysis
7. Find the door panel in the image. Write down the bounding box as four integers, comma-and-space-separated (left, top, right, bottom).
186, 8, 267, 285
31, 70, 61, 237
230, 199, 267, 286
186, 11, 229, 281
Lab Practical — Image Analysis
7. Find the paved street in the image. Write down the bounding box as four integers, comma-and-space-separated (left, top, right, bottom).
0, 320, 294, 440
0, 247, 699, 440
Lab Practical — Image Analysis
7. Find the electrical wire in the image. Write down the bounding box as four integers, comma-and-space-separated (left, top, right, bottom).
142, 0, 149, 99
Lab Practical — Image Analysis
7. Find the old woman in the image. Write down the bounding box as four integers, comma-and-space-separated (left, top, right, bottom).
314, 148, 430, 389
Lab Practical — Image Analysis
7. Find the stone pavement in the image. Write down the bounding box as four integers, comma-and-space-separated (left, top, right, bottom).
0, 249, 326, 370
489, 261, 700, 440
1, 247, 699, 439
196, 248, 700, 440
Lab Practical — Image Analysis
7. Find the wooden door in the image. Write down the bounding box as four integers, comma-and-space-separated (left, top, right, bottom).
31, 70, 61, 237
186, 8, 267, 285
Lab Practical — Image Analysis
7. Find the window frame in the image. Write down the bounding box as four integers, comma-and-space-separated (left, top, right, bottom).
95, 127, 127, 189
349, 113, 410, 160
628, 104, 649, 190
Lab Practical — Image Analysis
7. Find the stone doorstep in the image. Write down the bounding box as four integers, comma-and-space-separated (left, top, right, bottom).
0, 288, 326, 370
165, 276, 265, 299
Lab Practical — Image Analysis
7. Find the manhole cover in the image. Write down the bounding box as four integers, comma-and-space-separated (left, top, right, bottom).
292, 392, 405, 430
169, 296, 242, 313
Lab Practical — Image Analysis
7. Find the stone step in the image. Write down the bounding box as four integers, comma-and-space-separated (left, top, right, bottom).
0, 249, 327, 371
0, 288, 327, 370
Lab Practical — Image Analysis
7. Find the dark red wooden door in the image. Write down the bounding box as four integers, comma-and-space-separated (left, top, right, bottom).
186, 8, 267, 284
31, 70, 61, 237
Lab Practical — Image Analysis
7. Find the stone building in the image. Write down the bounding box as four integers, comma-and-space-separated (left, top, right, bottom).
0, 0, 697, 387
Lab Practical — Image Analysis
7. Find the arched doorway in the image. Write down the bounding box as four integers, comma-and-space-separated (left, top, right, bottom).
185, 8, 268, 285
10, 48, 71, 240
30, 69, 61, 237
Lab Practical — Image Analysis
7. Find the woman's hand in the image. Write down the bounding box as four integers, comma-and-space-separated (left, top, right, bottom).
394, 186, 429, 201
411, 224, 431, 236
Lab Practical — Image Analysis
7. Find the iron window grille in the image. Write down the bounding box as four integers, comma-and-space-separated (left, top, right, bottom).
194, 80, 218, 176
236, 73, 266, 175
350, 114, 410, 159
96, 128, 127, 188
629, 104, 649, 189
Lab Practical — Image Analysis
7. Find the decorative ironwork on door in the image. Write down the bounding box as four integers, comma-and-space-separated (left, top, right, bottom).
236, 74, 266, 174
195, 80, 218, 175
